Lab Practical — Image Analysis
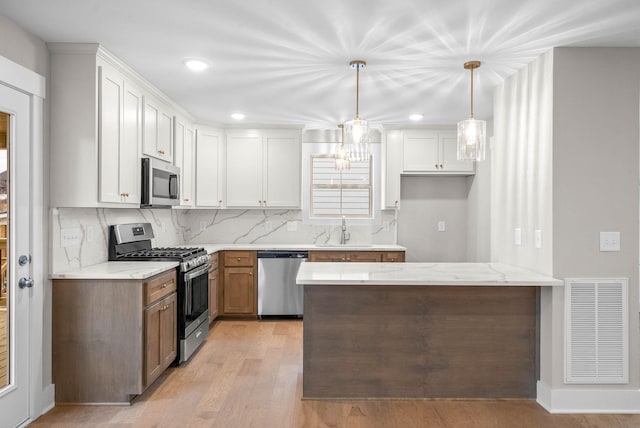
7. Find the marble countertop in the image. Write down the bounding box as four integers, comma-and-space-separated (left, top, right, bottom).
197, 243, 406, 254
50, 244, 406, 280
296, 262, 563, 286
50, 261, 180, 280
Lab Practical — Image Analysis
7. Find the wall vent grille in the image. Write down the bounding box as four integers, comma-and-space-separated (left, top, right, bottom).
565, 278, 628, 384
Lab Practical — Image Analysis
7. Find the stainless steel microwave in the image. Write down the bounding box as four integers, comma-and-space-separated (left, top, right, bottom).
141, 157, 180, 207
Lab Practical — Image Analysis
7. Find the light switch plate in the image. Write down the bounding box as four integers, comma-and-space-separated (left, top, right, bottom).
514, 228, 522, 246
600, 231, 621, 252
438, 221, 446, 232
534, 229, 542, 249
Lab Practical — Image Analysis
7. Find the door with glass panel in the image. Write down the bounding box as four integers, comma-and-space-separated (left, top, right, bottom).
0, 83, 31, 428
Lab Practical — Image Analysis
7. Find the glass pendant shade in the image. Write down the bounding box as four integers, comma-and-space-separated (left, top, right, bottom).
457, 118, 486, 161
456, 60, 486, 161
344, 116, 368, 146
335, 143, 351, 170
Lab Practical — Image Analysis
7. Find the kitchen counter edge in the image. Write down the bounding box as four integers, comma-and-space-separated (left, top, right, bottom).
295, 262, 563, 287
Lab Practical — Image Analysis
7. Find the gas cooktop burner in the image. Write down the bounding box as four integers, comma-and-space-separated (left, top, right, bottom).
122, 247, 206, 260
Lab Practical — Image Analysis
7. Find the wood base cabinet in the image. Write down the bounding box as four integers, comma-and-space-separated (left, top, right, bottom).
220, 251, 257, 317
52, 269, 177, 403
308, 250, 405, 263
209, 253, 219, 323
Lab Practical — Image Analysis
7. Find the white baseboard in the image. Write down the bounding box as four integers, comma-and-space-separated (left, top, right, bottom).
537, 381, 640, 413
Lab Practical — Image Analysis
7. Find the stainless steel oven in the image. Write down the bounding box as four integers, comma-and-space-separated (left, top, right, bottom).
108, 223, 211, 364
180, 263, 210, 362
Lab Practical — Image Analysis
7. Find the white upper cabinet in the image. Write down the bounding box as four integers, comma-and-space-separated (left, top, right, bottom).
225, 129, 301, 208
174, 117, 195, 207
384, 130, 402, 209
49, 44, 191, 207
143, 94, 174, 163
195, 126, 224, 208
98, 63, 142, 204
402, 128, 475, 175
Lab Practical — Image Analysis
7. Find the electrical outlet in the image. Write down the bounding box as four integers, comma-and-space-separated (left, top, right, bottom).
199, 221, 207, 232
265, 221, 273, 232
86, 226, 96, 243
437, 221, 446, 232
514, 228, 522, 246
600, 231, 620, 252
383, 221, 390, 231
61, 227, 81, 247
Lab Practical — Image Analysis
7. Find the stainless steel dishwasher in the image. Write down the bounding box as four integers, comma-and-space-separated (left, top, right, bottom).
257, 250, 308, 317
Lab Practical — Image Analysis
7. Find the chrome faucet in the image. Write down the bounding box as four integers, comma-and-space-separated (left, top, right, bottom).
340, 216, 350, 245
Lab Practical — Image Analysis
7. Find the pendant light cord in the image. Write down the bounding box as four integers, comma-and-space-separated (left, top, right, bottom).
355, 65, 360, 118
469, 65, 474, 119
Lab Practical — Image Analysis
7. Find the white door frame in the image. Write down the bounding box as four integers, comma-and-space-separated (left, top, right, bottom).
0, 55, 53, 426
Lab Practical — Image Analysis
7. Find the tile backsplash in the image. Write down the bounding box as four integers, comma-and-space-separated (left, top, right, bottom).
51, 208, 397, 273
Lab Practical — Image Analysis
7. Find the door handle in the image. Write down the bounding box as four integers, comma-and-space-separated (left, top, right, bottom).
19, 277, 34, 289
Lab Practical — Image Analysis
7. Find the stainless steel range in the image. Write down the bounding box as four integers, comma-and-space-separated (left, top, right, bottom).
108, 223, 211, 364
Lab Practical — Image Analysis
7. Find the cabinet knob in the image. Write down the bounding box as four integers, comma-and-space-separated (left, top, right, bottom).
440, 164, 443, 169
183, 198, 189, 202
158, 150, 165, 155
237, 257, 241, 261
162, 283, 168, 288
218, 200, 223, 204
435, 163, 438, 168
249, 272, 253, 275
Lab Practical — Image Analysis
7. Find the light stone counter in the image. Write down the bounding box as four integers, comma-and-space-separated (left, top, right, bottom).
50, 261, 179, 280
197, 243, 406, 254
296, 262, 562, 286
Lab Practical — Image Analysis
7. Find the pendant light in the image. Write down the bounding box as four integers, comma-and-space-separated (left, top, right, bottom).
457, 60, 486, 161
344, 60, 369, 150
334, 124, 351, 170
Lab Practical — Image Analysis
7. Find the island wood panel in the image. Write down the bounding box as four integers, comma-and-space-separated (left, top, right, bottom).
303, 284, 538, 399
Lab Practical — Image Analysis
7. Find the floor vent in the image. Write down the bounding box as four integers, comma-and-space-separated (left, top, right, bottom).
565, 278, 628, 384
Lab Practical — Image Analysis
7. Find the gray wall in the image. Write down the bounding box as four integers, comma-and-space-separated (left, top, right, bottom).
493, 47, 640, 394
552, 47, 640, 390
397, 176, 470, 262
0, 15, 49, 77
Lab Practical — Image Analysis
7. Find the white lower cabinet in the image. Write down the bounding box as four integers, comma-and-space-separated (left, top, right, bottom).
195, 126, 224, 207
225, 129, 301, 208
402, 128, 475, 174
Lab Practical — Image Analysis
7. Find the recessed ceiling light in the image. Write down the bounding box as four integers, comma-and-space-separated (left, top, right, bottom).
231, 113, 245, 120
409, 114, 424, 121
184, 59, 209, 72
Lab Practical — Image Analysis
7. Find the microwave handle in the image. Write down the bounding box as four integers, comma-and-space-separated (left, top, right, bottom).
169, 174, 179, 199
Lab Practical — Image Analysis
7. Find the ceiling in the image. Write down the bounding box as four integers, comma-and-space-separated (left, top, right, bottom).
2, 0, 640, 129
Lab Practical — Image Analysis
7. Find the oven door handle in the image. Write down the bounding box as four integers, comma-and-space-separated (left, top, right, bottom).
184, 264, 210, 282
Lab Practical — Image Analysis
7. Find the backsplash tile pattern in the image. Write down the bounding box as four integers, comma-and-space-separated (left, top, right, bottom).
51, 208, 397, 273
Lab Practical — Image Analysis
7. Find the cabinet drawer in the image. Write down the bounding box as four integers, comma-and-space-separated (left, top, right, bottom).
346, 251, 383, 262
223, 251, 256, 267
382, 251, 405, 262
144, 269, 177, 306
308, 251, 346, 262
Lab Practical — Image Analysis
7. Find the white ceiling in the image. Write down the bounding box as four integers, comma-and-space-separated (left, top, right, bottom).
2, 0, 640, 129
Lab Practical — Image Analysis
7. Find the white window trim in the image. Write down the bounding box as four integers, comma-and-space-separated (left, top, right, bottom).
301, 141, 381, 226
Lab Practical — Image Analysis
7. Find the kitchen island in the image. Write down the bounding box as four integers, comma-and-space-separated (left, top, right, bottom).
296, 262, 562, 399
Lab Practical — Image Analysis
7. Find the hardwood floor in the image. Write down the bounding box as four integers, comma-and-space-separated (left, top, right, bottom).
32, 320, 640, 428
